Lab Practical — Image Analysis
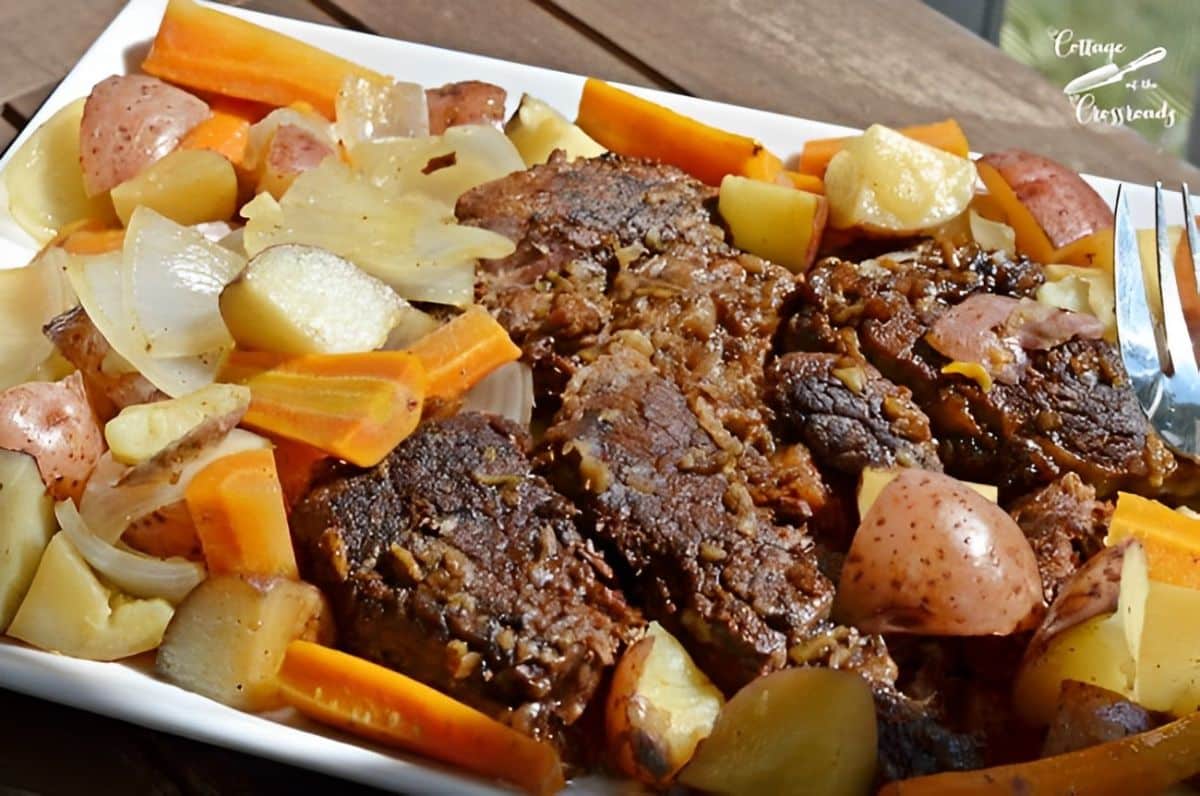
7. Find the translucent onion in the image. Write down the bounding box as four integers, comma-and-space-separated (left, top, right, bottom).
123, 207, 245, 357
64, 249, 222, 397
461, 361, 534, 426
56, 499, 206, 604
80, 428, 270, 544
335, 75, 428, 148
969, 210, 1017, 255
350, 125, 526, 208
0, 246, 75, 390
242, 159, 513, 307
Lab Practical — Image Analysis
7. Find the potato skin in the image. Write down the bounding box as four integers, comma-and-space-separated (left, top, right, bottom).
978, 150, 1113, 250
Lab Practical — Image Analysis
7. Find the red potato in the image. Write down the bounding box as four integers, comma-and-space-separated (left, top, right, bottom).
258, 123, 336, 198
977, 150, 1114, 251
425, 80, 507, 134
835, 468, 1043, 635
0, 371, 103, 502
80, 75, 210, 196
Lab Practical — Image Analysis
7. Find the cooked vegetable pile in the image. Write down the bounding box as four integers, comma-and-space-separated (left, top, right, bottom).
3, 1, 1200, 794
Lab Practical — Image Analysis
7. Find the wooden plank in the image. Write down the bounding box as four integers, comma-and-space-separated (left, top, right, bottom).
551, 0, 1200, 185
0, 0, 125, 107
0, 115, 16, 155
325, 0, 673, 89
5, 82, 56, 125
229, 0, 343, 25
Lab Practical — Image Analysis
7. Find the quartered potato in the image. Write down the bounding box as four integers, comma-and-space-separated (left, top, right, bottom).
110, 148, 237, 227
5, 99, 118, 242
679, 667, 877, 796
0, 451, 56, 631
220, 244, 405, 354
605, 622, 724, 786
103, 382, 251, 465
7, 533, 174, 660
824, 124, 976, 233
718, 175, 827, 273
504, 94, 605, 167
156, 574, 332, 711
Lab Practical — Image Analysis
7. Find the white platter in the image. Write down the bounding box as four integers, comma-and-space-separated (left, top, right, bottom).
0, 1, 1193, 793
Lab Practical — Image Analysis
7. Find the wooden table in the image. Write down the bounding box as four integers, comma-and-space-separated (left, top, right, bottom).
0, 1, 1196, 793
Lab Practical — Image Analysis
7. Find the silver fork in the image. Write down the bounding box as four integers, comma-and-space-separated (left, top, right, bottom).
1114, 181, 1200, 457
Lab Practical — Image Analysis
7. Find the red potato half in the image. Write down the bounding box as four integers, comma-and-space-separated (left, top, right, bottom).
835, 468, 1043, 635
0, 371, 104, 502
977, 150, 1114, 251
80, 75, 210, 196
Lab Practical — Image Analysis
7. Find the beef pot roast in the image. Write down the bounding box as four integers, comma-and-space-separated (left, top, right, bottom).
289, 413, 639, 739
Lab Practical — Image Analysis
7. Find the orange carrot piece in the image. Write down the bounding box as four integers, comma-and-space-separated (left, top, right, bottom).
180, 96, 267, 167
142, 0, 385, 118
576, 78, 782, 186
61, 227, 125, 255
220, 350, 426, 467
270, 436, 330, 512
277, 641, 565, 795
185, 448, 298, 578
797, 119, 969, 177
406, 306, 521, 404
879, 710, 1200, 796
1052, 227, 1114, 271
976, 159, 1058, 264
781, 170, 825, 194
1106, 492, 1200, 590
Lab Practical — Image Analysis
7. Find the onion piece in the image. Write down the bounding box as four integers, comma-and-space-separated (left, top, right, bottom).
926, 294, 1026, 384
0, 245, 75, 390
241, 159, 513, 306
461, 361, 534, 426
1004, 299, 1105, 351
123, 207, 245, 357
336, 75, 428, 148
80, 428, 270, 544
968, 210, 1017, 255
64, 249, 221, 397
56, 498, 205, 604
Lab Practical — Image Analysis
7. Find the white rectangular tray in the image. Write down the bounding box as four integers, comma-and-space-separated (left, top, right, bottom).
0, 1, 1191, 793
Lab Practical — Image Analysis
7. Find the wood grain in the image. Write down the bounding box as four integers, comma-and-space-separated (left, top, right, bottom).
552, 0, 1200, 184
0, 115, 16, 154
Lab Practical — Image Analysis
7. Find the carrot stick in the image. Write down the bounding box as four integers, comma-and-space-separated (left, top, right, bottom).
781, 170, 825, 194
879, 710, 1200, 796
141, 0, 385, 118
185, 448, 298, 578
277, 641, 565, 795
220, 350, 426, 467
576, 78, 782, 186
406, 306, 521, 405
269, 436, 330, 513
61, 227, 125, 255
797, 119, 969, 177
1106, 492, 1200, 590
180, 96, 268, 167
976, 159, 1057, 264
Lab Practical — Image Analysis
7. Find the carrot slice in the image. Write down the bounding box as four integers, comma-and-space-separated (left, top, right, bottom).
576, 78, 782, 186
141, 0, 385, 118
797, 119, 969, 177
180, 96, 268, 167
976, 159, 1057, 264
61, 227, 125, 255
879, 710, 1200, 795
220, 350, 426, 467
406, 306, 521, 405
277, 641, 565, 795
1106, 492, 1200, 590
781, 170, 825, 194
185, 448, 298, 578
270, 436, 330, 513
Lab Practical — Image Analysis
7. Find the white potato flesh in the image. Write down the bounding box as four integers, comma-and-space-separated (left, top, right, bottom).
718, 175, 826, 273
825, 124, 976, 233
605, 622, 724, 785
156, 574, 331, 711
5, 98, 118, 242
110, 148, 238, 227
679, 667, 877, 796
7, 532, 173, 660
504, 94, 605, 167
0, 451, 56, 631
104, 382, 251, 465
220, 244, 404, 354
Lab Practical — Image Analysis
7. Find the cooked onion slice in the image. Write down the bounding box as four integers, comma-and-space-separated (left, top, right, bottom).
336, 75, 429, 148
461, 361, 534, 426
80, 428, 270, 544
56, 499, 205, 604
968, 210, 1016, 255
123, 207, 245, 358
0, 245, 76, 390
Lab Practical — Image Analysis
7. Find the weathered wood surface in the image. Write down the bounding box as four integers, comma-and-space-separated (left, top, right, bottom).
0, 0, 1196, 794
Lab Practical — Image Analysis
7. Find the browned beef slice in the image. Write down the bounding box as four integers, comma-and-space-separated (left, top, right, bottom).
289, 413, 638, 739
766, 351, 941, 475
1009, 472, 1113, 602
540, 347, 833, 691
425, 80, 506, 134
782, 241, 1181, 498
